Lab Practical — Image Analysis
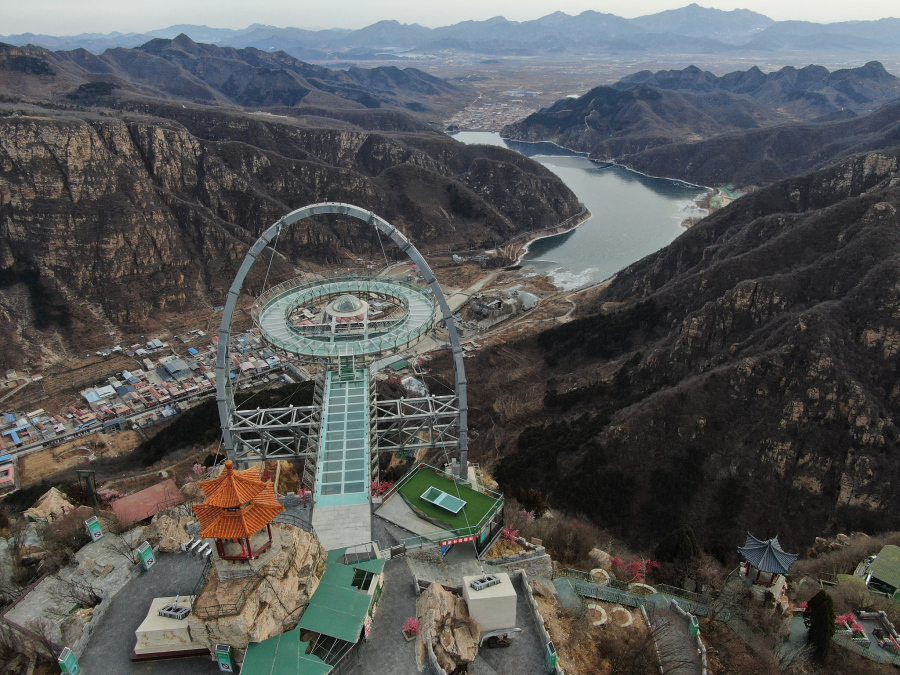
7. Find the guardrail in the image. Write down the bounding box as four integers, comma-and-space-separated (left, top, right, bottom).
553, 568, 713, 617
252, 274, 433, 328
272, 512, 315, 534
656, 583, 712, 605
387, 464, 504, 551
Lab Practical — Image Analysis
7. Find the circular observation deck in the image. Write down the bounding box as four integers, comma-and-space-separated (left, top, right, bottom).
253, 275, 437, 358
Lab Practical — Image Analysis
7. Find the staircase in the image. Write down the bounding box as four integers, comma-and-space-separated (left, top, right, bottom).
338, 355, 356, 381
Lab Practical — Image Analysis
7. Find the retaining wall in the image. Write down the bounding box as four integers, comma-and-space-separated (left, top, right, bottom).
514, 569, 564, 675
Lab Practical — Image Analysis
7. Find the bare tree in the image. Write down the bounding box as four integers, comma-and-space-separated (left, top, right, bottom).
106, 529, 143, 565
48, 576, 102, 615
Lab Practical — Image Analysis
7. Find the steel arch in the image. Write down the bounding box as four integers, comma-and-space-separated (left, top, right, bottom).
215, 202, 469, 477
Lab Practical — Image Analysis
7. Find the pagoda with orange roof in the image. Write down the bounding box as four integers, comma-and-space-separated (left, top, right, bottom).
193, 460, 284, 562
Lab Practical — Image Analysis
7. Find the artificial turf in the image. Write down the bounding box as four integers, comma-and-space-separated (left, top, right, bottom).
396, 466, 501, 532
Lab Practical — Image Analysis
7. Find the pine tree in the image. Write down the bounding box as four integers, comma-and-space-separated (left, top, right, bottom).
654, 526, 702, 563
804, 590, 836, 661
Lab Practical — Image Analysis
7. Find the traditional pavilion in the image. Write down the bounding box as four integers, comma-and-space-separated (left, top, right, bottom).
193, 460, 284, 562
738, 532, 798, 588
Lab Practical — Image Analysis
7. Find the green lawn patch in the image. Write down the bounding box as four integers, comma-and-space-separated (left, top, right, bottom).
397, 466, 501, 533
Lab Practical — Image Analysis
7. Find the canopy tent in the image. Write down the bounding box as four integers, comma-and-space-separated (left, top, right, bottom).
738, 532, 798, 575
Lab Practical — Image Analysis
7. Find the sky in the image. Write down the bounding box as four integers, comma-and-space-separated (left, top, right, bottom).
3, 1, 898, 36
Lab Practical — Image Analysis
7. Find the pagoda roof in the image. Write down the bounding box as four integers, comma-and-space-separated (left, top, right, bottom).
193, 461, 284, 539
738, 532, 798, 575
198, 460, 266, 507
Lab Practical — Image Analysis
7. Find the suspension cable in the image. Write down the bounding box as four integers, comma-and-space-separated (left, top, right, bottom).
260, 225, 282, 295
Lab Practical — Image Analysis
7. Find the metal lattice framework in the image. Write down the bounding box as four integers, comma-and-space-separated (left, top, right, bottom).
372, 395, 460, 453
216, 203, 468, 476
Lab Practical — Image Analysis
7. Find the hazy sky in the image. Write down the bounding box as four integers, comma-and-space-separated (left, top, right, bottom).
4, 1, 898, 35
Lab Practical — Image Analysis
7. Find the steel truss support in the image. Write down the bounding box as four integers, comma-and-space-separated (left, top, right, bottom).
372, 395, 460, 453
224, 393, 459, 463
228, 405, 321, 462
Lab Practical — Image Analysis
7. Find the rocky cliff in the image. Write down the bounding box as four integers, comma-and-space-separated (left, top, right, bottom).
464, 149, 900, 554
0, 103, 580, 367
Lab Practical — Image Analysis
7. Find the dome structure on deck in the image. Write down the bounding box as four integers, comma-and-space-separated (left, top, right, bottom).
324, 293, 369, 321
332, 294, 365, 314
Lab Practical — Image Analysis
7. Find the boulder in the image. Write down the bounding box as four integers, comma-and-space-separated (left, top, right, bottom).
588, 548, 612, 569
416, 583, 481, 673
150, 512, 194, 552
23, 487, 75, 522
531, 579, 559, 601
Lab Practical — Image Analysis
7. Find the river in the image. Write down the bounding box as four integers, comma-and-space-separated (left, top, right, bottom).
451, 131, 709, 290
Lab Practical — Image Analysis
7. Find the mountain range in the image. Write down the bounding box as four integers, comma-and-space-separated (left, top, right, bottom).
3, 5, 900, 58
503, 62, 900, 187
0, 36, 467, 117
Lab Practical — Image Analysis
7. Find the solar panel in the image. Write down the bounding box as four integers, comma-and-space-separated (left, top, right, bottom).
421, 487, 467, 514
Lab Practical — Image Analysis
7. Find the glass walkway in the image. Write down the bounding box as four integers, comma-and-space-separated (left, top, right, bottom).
313, 362, 371, 508
254, 275, 436, 358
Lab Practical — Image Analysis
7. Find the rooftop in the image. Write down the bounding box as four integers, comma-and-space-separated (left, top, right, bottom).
296, 546, 385, 643
738, 532, 798, 575
111, 479, 184, 527
241, 631, 332, 675
869, 545, 900, 591
193, 461, 284, 539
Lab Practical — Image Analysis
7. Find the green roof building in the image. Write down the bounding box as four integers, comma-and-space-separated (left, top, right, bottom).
242, 545, 386, 674
375, 463, 505, 554
865, 545, 900, 597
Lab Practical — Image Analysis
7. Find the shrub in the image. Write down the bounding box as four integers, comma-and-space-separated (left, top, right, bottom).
501, 527, 519, 542
402, 617, 419, 636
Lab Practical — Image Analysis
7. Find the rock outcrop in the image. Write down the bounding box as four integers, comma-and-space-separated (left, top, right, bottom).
416, 582, 481, 673
149, 511, 194, 553
187, 523, 325, 660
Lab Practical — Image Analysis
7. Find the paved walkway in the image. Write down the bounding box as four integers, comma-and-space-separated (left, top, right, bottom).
353, 558, 419, 674
649, 606, 702, 675
78, 552, 219, 675
312, 503, 372, 550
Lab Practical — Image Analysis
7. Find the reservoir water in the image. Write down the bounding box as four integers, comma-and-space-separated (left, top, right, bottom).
451, 131, 709, 289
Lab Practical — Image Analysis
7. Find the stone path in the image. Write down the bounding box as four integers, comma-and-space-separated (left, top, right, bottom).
312, 502, 372, 550
353, 558, 419, 675
78, 552, 219, 675
649, 605, 702, 675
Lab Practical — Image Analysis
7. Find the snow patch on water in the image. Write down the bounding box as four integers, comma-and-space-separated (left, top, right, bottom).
521, 263, 600, 291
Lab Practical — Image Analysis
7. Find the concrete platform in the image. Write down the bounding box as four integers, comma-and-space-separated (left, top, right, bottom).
376, 492, 444, 537
312, 503, 372, 550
